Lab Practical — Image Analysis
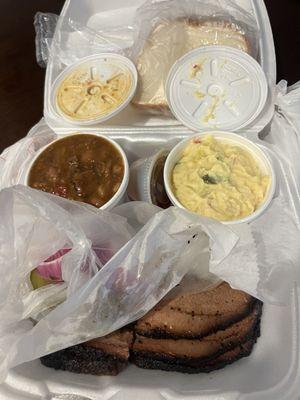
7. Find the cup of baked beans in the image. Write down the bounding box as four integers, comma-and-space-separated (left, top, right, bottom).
26, 133, 129, 210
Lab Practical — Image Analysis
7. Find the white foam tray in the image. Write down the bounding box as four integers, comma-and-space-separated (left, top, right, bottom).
44, 0, 276, 136
1, 285, 299, 400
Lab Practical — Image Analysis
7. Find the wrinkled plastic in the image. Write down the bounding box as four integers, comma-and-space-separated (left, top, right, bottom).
34, 12, 59, 68
0, 184, 242, 382
1, 180, 300, 384
276, 80, 300, 134
1, 114, 300, 306
48, 13, 131, 68
267, 80, 300, 197
0, 120, 56, 189
130, 0, 259, 115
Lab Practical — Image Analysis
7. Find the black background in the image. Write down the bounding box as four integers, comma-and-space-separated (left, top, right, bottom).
1, 0, 299, 151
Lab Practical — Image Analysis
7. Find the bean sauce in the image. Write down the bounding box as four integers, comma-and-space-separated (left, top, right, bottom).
150, 154, 171, 209
28, 134, 124, 208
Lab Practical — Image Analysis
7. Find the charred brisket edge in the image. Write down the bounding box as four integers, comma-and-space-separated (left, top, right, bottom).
136, 298, 257, 340
40, 299, 262, 375
41, 344, 128, 376
131, 301, 262, 370
131, 335, 258, 374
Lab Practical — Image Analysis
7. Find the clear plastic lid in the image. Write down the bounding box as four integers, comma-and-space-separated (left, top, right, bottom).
166, 46, 268, 132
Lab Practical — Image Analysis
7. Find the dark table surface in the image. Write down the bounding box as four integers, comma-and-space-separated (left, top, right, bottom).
1, 0, 300, 152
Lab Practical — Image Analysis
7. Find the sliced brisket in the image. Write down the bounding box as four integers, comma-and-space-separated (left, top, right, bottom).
131, 301, 262, 373
41, 329, 133, 376
40, 283, 262, 376
135, 282, 255, 339
132, 337, 258, 374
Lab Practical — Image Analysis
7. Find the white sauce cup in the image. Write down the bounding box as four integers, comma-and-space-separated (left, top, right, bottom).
164, 131, 276, 225
128, 149, 169, 204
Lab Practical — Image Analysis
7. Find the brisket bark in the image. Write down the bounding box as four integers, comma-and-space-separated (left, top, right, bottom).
40, 283, 262, 376
41, 329, 133, 376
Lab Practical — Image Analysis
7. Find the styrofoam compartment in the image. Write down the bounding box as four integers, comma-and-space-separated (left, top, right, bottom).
1, 127, 300, 400
2, 285, 300, 400
2, 1, 299, 400
44, 0, 276, 136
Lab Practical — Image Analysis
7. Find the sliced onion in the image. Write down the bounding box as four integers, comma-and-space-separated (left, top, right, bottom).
34, 246, 115, 283
35, 248, 70, 282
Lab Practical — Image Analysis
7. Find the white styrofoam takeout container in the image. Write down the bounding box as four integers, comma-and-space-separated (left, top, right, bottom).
3, 1, 300, 400
43, 0, 276, 137
164, 131, 276, 225
25, 133, 130, 211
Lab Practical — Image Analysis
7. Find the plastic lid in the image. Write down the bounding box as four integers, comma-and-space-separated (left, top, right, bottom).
166, 46, 268, 132
52, 54, 137, 125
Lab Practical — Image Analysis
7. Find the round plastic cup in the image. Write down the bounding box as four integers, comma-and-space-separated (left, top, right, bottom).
166, 46, 268, 132
164, 131, 276, 225
128, 149, 169, 204
26, 133, 129, 211
51, 54, 138, 126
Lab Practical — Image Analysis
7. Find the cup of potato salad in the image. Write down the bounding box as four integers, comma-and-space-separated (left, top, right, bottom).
164, 131, 276, 224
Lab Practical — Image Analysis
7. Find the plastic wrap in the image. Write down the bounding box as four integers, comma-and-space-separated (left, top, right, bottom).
0, 120, 56, 189
47, 13, 131, 69
0, 180, 300, 383
0, 184, 243, 382
268, 80, 300, 196
1, 117, 300, 304
34, 12, 59, 68
130, 0, 260, 115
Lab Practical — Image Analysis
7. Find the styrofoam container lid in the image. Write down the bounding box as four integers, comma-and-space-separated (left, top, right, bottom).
51, 54, 138, 126
166, 46, 268, 132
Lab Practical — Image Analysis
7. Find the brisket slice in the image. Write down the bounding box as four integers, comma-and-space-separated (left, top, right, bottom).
132, 336, 258, 374
135, 282, 255, 339
40, 283, 262, 376
41, 329, 133, 376
131, 301, 262, 373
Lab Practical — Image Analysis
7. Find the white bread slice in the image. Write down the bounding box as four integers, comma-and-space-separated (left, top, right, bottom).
132, 18, 251, 113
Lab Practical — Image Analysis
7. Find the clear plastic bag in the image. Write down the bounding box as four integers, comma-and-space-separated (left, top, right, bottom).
130, 0, 259, 115
0, 184, 241, 382
0, 119, 56, 189
48, 13, 132, 69
34, 12, 59, 68
268, 80, 300, 198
